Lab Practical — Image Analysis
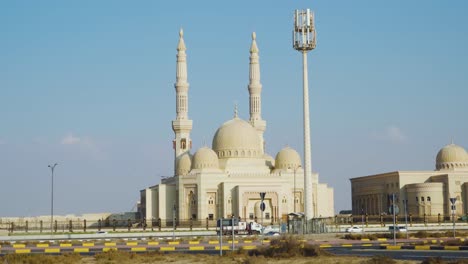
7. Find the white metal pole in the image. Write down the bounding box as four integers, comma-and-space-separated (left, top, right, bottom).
48, 163, 57, 233
294, 167, 296, 213
261, 211, 264, 244
220, 218, 223, 256
232, 216, 235, 251
302, 50, 313, 230
392, 193, 396, 245
51, 167, 54, 232
404, 200, 408, 239
173, 202, 175, 241
453, 207, 456, 238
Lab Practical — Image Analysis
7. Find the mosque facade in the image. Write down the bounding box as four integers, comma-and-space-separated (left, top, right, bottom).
351, 143, 468, 218
139, 30, 334, 223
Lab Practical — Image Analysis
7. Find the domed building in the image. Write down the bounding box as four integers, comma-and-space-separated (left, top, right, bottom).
350, 142, 468, 218
139, 30, 334, 224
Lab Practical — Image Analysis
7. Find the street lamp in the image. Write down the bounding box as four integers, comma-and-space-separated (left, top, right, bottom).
259, 192, 266, 244
289, 165, 301, 213
48, 163, 58, 233
293, 8, 317, 224
450, 197, 457, 238
172, 201, 176, 241
389, 193, 399, 246
403, 199, 409, 239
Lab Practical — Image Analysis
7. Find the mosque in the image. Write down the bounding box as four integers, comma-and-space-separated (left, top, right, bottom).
139, 30, 334, 223
351, 142, 468, 218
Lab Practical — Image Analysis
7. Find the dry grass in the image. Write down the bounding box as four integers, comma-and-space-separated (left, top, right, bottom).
0, 235, 418, 264
1, 253, 82, 264
0, 253, 421, 264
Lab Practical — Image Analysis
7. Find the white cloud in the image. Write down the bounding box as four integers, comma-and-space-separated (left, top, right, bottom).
60, 133, 107, 160
371, 126, 407, 142
61, 134, 81, 145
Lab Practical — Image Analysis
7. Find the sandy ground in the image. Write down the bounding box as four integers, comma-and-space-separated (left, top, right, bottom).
77, 255, 419, 264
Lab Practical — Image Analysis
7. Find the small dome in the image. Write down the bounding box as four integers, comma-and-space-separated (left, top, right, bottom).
436, 143, 468, 170
212, 117, 262, 159
192, 147, 219, 170
176, 152, 192, 176
275, 147, 302, 170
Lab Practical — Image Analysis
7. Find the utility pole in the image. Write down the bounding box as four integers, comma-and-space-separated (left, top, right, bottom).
292, 9, 317, 230
48, 163, 58, 233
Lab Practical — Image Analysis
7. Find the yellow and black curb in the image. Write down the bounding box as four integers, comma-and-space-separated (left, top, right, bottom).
2, 239, 468, 255
380, 245, 468, 251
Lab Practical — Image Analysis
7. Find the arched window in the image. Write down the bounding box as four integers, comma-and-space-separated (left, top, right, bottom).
427, 196, 431, 202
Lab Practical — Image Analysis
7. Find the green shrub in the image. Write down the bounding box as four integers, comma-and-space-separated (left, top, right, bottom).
413, 231, 429, 238
247, 234, 330, 258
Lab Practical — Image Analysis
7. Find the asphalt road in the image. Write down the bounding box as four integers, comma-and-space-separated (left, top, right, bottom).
327, 247, 468, 261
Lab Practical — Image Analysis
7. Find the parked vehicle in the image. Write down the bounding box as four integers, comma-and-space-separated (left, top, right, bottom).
263, 225, 280, 234
345, 226, 363, 233
389, 225, 407, 233
265, 231, 280, 236
216, 218, 263, 235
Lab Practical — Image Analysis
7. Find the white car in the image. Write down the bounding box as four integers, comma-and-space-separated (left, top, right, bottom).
389, 226, 407, 233
345, 226, 363, 233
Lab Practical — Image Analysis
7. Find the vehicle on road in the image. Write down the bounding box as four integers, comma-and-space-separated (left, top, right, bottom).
265, 231, 280, 236
216, 218, 263, 235
389, 225, 407, 233
345, 226, 363, 233
263, 225, 280, 234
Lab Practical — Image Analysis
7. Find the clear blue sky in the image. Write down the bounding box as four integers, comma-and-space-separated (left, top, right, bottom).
1, 1, 467, 217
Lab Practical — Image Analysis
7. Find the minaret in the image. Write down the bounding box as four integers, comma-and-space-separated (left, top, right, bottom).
248, 32, 266, 153
172, 29, 193, 175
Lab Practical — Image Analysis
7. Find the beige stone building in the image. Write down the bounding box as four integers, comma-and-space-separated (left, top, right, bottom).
139, 30, 334, 223
350, 143, 468, 218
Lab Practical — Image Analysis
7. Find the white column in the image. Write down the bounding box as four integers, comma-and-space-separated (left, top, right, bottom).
302, 50, 313, 220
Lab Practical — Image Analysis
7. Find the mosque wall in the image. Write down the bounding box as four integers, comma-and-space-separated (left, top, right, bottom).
405, 182, 445, 216
317, 183, 334, 217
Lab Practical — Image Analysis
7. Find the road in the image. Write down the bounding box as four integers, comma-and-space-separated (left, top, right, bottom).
327, 247, 468, 262
2, 232, 468, 262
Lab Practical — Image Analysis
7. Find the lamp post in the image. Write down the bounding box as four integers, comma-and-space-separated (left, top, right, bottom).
361, 208, 364, 230
389, 193, 398, 246
450, 197, 457, 238
48, 163, 58, 232
172, 201, 176, 241
403, 199, 408, 239
259, 192, 266, 244
293, 9, 317, 227
289, 165, 301, 213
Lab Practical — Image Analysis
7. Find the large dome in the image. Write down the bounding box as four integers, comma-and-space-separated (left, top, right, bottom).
212, 117, 262, 159
275, 146, 302, 170
192, 147, 219, 170
436, 143, 468, 170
